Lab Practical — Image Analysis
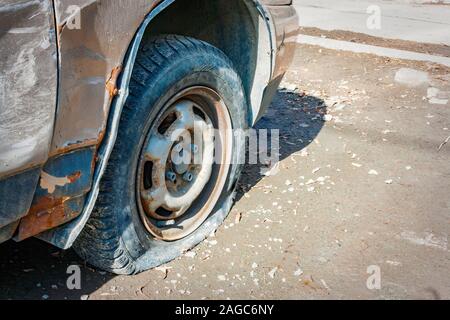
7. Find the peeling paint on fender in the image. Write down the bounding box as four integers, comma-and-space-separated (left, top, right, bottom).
106, 66, 123, 99
40, 171, 81, 194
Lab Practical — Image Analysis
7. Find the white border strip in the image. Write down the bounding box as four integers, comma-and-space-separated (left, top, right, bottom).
298, 34, 450, 67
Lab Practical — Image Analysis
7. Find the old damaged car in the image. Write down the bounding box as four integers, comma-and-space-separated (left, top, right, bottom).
0, 0, 298, 274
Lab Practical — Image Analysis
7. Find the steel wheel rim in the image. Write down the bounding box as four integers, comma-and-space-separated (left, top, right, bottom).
136, 87, 233, 241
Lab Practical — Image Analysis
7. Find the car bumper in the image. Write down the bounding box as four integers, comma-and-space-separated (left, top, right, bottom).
256, 2, 299, 121
266, 2, 299, 79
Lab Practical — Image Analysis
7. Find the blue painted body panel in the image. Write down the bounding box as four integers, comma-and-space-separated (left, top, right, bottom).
11, 147, 95, 242
0, 168, 40, 229
34, 147, 95, 200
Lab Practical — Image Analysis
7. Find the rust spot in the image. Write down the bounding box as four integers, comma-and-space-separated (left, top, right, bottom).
57, 22, 66, 36
68, 171, 82, 183
106, 65, 122, 98
16, 196, 81, 241
50, 139, 99, 158
96, 127, 107, 148
150, 0, 163, 12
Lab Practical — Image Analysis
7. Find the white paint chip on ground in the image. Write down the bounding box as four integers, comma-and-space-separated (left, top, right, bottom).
280, 83, 298, 92
400, 231, 448, 251
427, 87, 449, 105
394, 68, 430, 87
386, 260, 402, 267
185, 252, 197, 258
217, 275, 226, 281
294, 268, 304, 277
268, 267, 278, 279
321, 279, 330, 290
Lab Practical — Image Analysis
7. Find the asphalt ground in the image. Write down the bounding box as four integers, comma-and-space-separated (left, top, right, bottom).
1, 40, 449, 300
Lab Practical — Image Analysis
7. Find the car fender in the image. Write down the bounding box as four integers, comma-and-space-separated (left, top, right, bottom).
38, 0, 276, 249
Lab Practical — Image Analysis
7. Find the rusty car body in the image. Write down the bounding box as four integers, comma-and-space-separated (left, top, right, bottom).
0, 0, 298, 261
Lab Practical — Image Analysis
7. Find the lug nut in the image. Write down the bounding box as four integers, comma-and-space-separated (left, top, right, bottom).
166, 171, 177, 183
174, 144, 183, 153
183, 172, 194, 182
